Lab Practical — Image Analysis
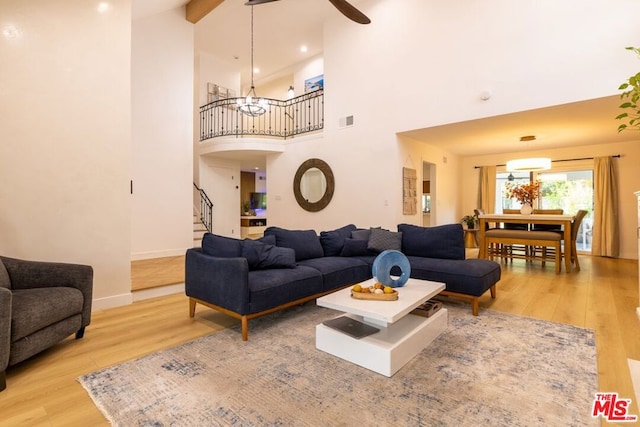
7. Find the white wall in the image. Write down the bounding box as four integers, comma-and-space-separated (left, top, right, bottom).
131, 8, 194, 260
461, 140, 640, 260
0, 0, 132, 308
263, 0, 640, 235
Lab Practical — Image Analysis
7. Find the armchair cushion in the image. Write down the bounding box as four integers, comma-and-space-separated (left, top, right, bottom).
11, 287, 84, 341
0, 260, 9, 289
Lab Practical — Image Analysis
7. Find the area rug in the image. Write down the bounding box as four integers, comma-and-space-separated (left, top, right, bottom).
78, 302, 598, 426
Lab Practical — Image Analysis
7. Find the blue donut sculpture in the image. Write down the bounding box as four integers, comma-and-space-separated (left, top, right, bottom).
371, 249, 411, 288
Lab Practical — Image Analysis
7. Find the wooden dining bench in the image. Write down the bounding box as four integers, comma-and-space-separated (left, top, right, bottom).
484, 228, 563, 273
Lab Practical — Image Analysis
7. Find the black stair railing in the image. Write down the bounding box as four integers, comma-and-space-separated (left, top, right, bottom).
193, 182, 213, 233
199, 89, 324, 141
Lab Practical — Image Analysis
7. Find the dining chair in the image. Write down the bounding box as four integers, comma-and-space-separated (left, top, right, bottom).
567, 210, 588, 271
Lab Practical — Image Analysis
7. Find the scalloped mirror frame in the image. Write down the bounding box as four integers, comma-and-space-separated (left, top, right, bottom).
293, 158, 335, 212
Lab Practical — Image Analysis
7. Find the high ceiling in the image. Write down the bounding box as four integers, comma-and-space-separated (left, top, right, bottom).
133, 0, 639, 169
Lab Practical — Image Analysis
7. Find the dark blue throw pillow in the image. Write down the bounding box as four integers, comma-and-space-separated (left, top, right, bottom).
264, 226, 324, 261
241, 240, 296, 270
397, 223, 465, 260
340, 238, 376, 257
319, 224, 357, 256
201, 233, 242, 258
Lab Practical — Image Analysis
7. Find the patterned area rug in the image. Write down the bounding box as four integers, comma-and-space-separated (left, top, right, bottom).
78, 302, 598, 426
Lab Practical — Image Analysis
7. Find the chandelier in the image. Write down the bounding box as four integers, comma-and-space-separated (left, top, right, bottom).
237, 6, 268, 117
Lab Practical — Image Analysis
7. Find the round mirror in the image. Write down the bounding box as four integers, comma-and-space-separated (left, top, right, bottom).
293, 159, 334, 212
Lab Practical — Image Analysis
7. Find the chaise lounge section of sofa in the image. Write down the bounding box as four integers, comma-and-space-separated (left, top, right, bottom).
185, 223, 500, 340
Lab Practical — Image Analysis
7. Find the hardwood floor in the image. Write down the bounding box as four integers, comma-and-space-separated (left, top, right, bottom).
1, 255, 638, 426
131, 255, 185, 291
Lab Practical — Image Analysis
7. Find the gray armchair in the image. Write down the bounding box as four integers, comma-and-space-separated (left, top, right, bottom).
0, 256, 93, 392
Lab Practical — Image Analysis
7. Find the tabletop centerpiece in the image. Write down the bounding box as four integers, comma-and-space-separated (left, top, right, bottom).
505, 180, 541, 214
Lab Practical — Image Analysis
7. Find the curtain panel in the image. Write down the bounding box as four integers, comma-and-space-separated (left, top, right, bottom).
592, 156, 620, 257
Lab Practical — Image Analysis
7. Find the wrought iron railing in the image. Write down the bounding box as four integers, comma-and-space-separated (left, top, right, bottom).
193, 182, 213, 233
199, 89, 324, 141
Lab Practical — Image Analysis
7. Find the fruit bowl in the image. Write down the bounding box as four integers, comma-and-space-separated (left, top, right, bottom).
351, 290, 398, 301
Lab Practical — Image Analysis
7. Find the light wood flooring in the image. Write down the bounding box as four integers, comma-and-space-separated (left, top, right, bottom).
131, 255, 185, 291
1, 255, 638, 426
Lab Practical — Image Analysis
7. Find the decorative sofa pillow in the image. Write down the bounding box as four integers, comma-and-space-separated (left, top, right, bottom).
397, 223, 465, 260
201, 233, 242, 258
367, 228, 403, 252
264, 226, 324, 261
241, 240, 296, 270
319, 224, 357, 256
340, 238, 376, 257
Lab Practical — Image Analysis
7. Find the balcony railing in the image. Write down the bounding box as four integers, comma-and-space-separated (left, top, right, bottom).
199, 89, 324, 141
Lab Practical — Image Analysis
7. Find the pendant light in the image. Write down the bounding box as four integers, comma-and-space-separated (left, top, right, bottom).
237, 6, 268, 117
506, 136, 551, 172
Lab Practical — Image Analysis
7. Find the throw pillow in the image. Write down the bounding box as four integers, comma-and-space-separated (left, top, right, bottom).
340, 238, 375, 257
351, 226, 381, 241
264, 226, 324, 261
319, 224, 357, 256
201, 233, 242, 258
397, 223, 465, 260
258, 234, 276, 245
241, 240, 296, 270
367, 228, 403, 253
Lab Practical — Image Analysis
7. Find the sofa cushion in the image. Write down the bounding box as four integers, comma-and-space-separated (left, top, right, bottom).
247, 266, 323, 314
201, 233, 242, 258
407, 256, 501, 296
397, 223, 465, 260
0, 259, 10, 289
319, 224, 357, 256
11, 287, 84, 341
367, 228, 402, 253
264, 227, 324, 261
257, 234, 276, 245
298, 257, 371, 291
241, 240, 296, 270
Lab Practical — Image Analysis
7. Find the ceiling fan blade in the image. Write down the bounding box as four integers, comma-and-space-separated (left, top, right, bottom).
244, 0, 280, 5
327, 0, 371, 24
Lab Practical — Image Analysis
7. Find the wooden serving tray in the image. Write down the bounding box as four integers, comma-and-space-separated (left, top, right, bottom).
351, 290, 398, 301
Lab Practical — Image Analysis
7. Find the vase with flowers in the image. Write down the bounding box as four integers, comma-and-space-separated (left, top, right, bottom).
505, 181, 541, 214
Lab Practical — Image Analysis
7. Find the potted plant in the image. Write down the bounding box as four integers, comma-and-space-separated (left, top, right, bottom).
616, 46, 640, 132
242, 200, 251, 216
505, 181, 541, 214
461, 214, 477, 229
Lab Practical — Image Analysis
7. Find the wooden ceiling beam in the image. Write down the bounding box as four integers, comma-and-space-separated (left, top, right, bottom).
186, 0, 225, 24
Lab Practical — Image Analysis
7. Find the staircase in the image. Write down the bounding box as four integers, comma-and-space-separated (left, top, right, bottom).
193, 214, 207, 248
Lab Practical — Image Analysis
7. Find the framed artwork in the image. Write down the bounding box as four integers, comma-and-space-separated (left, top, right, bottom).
304, 74, 324, 93
207, 83, 235, 104
403, 167, 417, 215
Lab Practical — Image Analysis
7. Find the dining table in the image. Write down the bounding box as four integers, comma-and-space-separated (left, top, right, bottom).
477, 213, 576, 273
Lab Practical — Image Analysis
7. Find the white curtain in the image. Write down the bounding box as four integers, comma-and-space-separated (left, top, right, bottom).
592, 156, 619, 257
478, 166, 496, 214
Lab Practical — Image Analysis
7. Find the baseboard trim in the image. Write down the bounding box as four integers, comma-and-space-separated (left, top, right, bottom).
92, 292, 133, 311
131, 248, 188, 261
133, 283, 184, 302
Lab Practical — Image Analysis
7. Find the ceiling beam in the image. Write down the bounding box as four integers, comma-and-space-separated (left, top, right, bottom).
186, 0, 225, 24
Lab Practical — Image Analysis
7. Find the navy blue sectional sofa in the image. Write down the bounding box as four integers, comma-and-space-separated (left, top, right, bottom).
185, 223, 500, 340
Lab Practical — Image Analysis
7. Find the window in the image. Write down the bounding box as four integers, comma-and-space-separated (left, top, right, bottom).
496, 167, 593, 252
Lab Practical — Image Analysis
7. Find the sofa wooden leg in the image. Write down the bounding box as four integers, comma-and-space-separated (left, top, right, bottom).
472, 298, 479, 316
241, 316, 248, 341
490, 285, 496, 299
1, 370, 6, 392
75, 327, 85, 339
189, 298, 197, 318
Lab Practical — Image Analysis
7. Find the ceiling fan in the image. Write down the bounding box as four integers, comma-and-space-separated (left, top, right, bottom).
244, 0, 371, 24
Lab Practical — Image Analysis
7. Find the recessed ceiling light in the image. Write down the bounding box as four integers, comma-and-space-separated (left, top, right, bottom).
97, 2, 110, 13
300, 45, 308, 53
253, 67, 260, 74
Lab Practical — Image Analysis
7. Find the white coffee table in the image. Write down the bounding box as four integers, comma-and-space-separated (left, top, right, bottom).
315, 277, 447, 377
